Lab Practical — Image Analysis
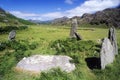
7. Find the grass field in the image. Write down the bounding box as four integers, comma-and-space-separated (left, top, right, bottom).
0, 24, 120, 80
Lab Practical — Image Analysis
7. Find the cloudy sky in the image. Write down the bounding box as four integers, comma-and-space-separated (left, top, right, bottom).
0, 0, 120, 21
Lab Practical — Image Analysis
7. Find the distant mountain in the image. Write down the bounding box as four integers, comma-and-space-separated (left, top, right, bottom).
52, 7, 120, 28
29, 16, 70, 25
0, 7, 35, 25
89, 8, 120, 27
52, 16, 69, 25
29, 19, 52, 24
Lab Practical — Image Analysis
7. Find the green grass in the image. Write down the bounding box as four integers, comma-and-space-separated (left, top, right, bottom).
0, 24, 120, 80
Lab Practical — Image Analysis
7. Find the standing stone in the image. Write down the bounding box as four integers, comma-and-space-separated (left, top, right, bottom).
8, 30, 16, 41
70, 19, 78, 38
108, 27, 118, 55
100, 38, 114, 69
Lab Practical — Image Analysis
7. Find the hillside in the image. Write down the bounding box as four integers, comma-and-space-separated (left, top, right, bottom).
52, 7, 120, 28
0, 7, 35, 26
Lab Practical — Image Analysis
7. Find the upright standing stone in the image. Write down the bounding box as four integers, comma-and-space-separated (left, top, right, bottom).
8, 30, 16, 41
100, 38, 114, 69
108, 27, 118, 55
70, 19, 78, 38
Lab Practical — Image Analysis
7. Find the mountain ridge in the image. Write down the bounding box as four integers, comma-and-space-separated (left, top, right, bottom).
52, 7, 120, 28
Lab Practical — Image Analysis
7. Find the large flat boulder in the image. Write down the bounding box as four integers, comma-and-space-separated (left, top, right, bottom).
16, 55, 75, 73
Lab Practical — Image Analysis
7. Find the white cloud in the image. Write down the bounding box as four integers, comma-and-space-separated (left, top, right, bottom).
10, 0, 120, 21
10, 11, 63, 21
10, 11, 41, 20
65, 0, 120, 17
65, 0, 74, 4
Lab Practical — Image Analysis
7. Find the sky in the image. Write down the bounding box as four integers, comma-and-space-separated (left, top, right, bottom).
0, 0, 120, 21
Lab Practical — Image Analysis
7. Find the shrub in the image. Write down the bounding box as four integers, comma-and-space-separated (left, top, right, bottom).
0, 42, 6, 51
19, 26, 28, 30
36, 68, 72, 80
29, 42, 38, 50
14, 50, 26, 61
0, 25, 28, 33
50, 38, 97, 56
0, 26, 18, 33
0, 51, 16, 76
5, 40, 28, 51
0, 40, 38, 61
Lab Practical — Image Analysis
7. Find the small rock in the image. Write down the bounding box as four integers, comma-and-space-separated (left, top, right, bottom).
8, 30, 16, 41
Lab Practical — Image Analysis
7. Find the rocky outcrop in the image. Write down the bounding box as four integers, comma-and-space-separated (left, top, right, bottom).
52, 7, 120, 28
90, 8, 120, 27
52, 16, 69, 25
16, 55, 75, 73
80, 13, 93, 23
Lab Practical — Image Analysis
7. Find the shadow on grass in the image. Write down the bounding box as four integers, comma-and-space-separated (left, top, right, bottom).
85, 57, 101, 70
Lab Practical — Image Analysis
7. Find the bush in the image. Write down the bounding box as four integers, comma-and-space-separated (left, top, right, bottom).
0, 51, 16, 76
14, 50, 26, 61
0, 26, 18, 33
50, 38, 97, 56
29, 42, 38, 50
19, 26, 28, 30
0, 25, 28, 33
0, 42, 6, 51
0, 40, 38, 61
5, 40, 28, 51
0, 40, 38, 52
36, 68, 72, 80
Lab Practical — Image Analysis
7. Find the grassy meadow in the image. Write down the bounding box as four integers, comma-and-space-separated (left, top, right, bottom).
0, 24, 120, 80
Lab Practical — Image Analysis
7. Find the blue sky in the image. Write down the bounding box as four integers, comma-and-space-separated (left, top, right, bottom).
0, 0, 120, 21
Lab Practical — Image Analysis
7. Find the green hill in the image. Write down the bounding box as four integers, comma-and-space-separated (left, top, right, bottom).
0, 7, 35, 26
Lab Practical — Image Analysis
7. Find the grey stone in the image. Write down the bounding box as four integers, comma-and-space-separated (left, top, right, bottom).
70, 19, 78, 38
16, 55, 75, 73
108, 27, 118, 55
100, 38, 114, 69
8, 30, 16, 41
